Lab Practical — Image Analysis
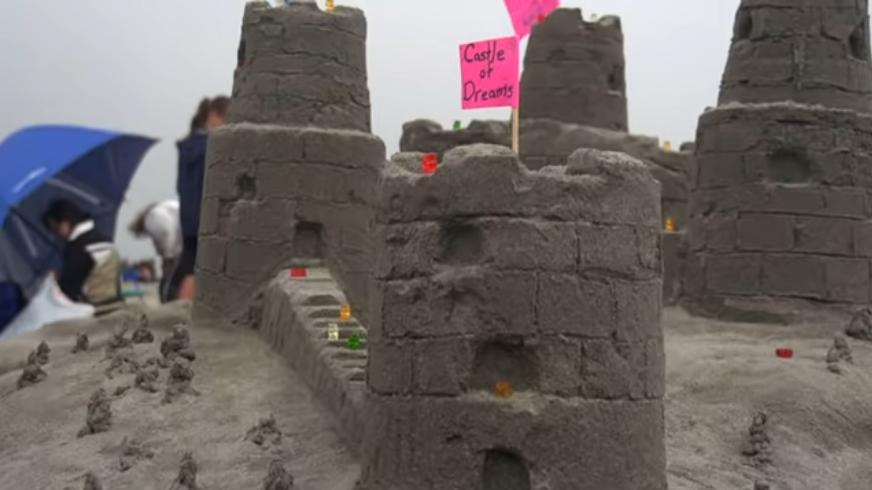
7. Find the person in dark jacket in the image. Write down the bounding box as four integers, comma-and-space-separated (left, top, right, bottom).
42, 199, 124, 316
174, 96, 230, 301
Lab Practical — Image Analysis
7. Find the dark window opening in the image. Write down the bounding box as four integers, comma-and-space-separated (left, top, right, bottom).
849, 21, 868, 60
470, 338, 537, 392
235, 174, 257, 199
482, 449, 531, 490
765, 149, 812, 183
438, 222, 484, 265
293, 221, 324, 259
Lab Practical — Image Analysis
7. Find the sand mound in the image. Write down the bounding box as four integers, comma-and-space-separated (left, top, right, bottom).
665, 308, 872, 490
0, 303, 359, 490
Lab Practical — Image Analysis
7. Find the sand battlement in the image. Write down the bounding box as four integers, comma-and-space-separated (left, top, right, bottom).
380, 144, 660, 226
522, 8, 628, 131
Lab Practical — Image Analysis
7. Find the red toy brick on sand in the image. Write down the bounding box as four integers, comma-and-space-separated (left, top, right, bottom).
775, 347, 793, 359
289, 268, 307, 278
422, 154, 438, 174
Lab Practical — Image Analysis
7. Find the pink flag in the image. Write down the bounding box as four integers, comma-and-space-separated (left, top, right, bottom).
504, 0, 560, 40
459, 36, 520, 110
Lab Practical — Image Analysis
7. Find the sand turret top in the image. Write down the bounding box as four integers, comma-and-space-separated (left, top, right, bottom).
718, 0, 872, 112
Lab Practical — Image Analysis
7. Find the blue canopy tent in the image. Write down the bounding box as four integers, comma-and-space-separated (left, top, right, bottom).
0, 125, 158, 300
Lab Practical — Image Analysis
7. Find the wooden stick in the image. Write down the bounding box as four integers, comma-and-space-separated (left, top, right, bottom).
511, 108, 520, 153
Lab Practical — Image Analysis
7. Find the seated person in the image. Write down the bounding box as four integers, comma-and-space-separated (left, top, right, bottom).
127, 199, 182, 303
41, 199, 124, 316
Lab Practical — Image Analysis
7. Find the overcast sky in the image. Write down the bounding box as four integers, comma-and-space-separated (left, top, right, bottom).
0, 0, 740, 260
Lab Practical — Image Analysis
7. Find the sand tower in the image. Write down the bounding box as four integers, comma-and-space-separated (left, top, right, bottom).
194, 1, 384, 323
685, 0, 872, 313
520, 8, 628, 131
358, 145, 667, 490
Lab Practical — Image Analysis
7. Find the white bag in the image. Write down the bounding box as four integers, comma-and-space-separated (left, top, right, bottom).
0, 274, 94, 341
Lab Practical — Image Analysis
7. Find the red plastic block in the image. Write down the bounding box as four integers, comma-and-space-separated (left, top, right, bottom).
775, 347, 793, 359
536, 14, 545, 23
422, 153, 438, 174
289, 268, 307, 278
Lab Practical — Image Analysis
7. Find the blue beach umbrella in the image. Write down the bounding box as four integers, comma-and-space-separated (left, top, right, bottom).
0, 125, 157, 296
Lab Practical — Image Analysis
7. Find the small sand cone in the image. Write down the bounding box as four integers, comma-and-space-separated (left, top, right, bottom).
17, 363, 47, 389
105, 350, 140, 379
741, 412, 773, 466
82, 471, 102, 490
161, 325, 193, 360
135, 364, 160, 393
35, 341, 50, 364
163, 357, 199, 404
78, 388, 112, 437
132, 311, 154, 343
119, 436, 155, 472
72, 332, 89, 353
263, 459, 294, 490
169, 451, 199, 490
826, 334, 853, 374
105, 324, 132, 356
845, 306, 872, 341
245, 414, 283, 448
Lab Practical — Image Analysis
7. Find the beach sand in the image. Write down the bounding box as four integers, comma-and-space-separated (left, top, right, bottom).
1, 303, 871, 489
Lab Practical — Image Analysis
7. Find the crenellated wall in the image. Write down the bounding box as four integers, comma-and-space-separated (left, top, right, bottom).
399, 118, 692, 231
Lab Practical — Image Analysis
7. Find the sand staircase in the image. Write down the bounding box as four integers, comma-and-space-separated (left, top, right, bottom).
257, 261, 369, 452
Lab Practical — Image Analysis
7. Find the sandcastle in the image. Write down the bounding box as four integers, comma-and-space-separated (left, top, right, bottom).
195, 0, 384, 325
683, 0, 872, 316
357, 146, 666, 489
196, 2, 668, 489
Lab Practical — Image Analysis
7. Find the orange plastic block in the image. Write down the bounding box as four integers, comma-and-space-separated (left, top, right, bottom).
495, 381, 513, 398
339, 303, 351, 321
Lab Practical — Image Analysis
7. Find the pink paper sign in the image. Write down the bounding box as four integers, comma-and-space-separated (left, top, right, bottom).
504, 0, 560, 40
459, 36, 520, 110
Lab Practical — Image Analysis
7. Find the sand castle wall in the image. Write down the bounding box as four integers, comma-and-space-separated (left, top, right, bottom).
400, 119, 691, 231
194, 1, 384, 324
357, 144, 667, 490
684, 0, 872, 314
521, 8, 628, 131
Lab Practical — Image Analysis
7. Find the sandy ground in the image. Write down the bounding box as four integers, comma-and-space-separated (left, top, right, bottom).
664, 307, 872, 490
1, 302, 871, 489
0, 302, 359, 490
